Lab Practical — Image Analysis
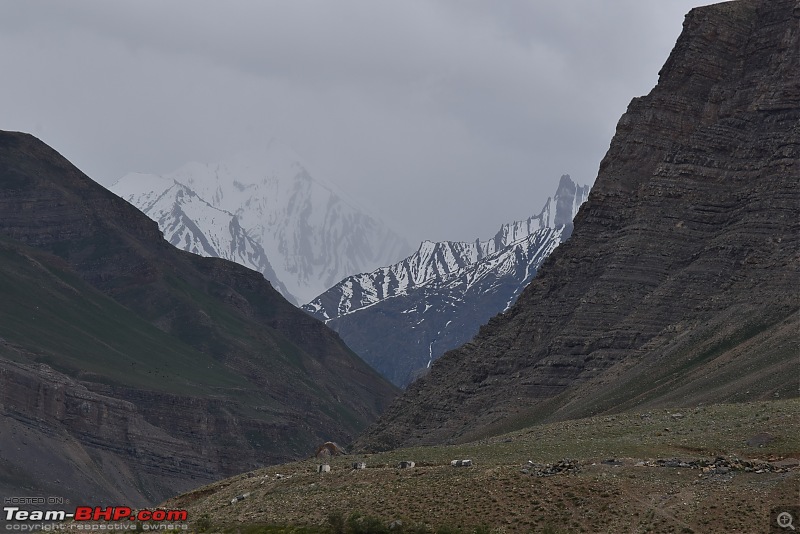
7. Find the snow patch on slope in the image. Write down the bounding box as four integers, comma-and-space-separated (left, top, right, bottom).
305, 175, 589, 322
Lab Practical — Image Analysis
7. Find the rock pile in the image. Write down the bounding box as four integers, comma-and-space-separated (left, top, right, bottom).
521, 459, 581, 477
635, 456, 794, 474
230, 492, 250, 505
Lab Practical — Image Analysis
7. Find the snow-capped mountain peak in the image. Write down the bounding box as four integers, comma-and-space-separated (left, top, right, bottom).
113, 171, 297, 303
111, 143, 411, 304
303, 174, 590, 387
306, 174, 589, 323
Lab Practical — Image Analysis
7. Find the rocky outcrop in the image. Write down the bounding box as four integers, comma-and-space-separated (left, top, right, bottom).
0, 357, 212, 506
357, 0, 799, 451
0, 131, 398, 504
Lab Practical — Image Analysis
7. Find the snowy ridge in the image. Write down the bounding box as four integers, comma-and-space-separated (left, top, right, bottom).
111, 142, 412, 304
304, 174, 588, 322
493, 199, 553, 246
304, 239, 493, 320
113, 172, 296, 303
448, 227, 563, 297
302, 174, 590, 387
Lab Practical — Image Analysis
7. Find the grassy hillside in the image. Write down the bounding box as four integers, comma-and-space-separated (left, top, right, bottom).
0, 238, 243, 394
165, 399, 799, 533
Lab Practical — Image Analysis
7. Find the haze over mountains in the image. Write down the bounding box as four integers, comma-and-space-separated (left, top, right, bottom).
111, 172, 295, 301
112, 143, 412, 305
113, 147, 592, 390
305, 175, 590, 387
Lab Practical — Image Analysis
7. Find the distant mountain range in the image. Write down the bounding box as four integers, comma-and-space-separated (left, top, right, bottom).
304, 175, 590, 387
112, 143, 412, 304
110, 143, 591, 389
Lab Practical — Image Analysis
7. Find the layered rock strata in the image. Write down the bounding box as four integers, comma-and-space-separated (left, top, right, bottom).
358, 0, 800, 450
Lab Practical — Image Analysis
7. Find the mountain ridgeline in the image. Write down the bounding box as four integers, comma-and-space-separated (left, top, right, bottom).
112, 145, 412, 305
0, 132, 398, 505
304, 175, 590, 387
110, 172, 296, 302
357, 0, 800, 451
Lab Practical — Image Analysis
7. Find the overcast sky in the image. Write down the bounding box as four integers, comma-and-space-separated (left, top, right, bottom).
1, 1, 711, 244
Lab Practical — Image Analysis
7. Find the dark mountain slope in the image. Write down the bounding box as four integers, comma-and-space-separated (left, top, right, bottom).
357, 0, 799, 451
0, 131, 398, 505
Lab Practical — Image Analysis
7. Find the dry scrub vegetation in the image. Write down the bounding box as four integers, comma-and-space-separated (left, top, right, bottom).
165, 399, 799, 533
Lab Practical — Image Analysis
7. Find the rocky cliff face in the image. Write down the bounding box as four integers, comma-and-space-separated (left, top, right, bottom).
357, 0, 800, 451
0, 131, 398, 504
304, 175, 589, 387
